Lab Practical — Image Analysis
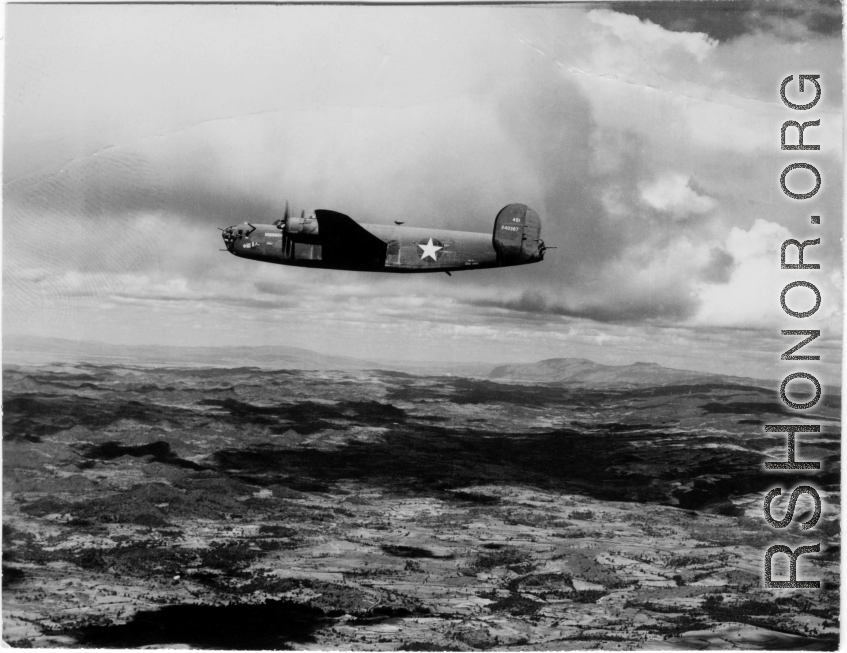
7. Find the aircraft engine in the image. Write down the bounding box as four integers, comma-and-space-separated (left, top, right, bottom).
274, 205, 320, 242
492, 203, 544, 264
284, 211, 319, 237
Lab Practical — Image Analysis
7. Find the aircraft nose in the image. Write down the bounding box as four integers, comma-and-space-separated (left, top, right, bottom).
221, 226, 237, 251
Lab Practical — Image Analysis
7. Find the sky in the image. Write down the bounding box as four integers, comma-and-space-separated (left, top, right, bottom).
3, 1, 843, 383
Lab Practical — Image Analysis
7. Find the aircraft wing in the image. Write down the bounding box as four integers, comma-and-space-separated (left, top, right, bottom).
315, 209, 388, 271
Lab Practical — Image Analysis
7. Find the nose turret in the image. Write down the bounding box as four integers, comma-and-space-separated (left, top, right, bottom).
221, 223, 255, 253
221, 225, 237, 252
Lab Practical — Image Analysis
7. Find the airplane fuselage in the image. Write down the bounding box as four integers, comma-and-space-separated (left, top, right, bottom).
227, 223, 514, 272
221, 204, 545, 273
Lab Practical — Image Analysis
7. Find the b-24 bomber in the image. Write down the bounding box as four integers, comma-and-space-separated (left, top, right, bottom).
221, 203, 546, 274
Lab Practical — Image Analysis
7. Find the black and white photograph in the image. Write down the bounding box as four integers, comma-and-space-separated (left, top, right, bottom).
2, 0, 842, 649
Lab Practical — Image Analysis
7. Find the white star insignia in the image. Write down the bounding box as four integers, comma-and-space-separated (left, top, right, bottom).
418, 238, 443, 261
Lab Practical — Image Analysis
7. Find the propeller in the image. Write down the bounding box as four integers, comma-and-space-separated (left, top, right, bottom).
274, 203, 310, 233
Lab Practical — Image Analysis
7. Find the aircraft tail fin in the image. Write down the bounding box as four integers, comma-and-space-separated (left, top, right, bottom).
492, 204, 544, 264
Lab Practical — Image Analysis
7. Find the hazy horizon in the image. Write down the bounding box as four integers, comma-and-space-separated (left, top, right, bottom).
2, 332, 826, 387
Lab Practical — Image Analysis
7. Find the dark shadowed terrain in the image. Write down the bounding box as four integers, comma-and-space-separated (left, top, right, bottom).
2, 353, 840, 650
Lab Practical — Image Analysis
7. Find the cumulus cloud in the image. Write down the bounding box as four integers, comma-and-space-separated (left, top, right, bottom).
640, 173, 716, 217
587, 8, 718, 62
700, 248, 736, 284
693, 219, 841, 330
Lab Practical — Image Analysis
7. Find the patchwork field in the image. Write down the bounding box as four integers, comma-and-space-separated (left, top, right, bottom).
2, 362, 840, 649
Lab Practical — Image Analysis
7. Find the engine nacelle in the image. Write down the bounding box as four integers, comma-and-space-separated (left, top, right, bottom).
275, 209, 320, 242
492, 203, 544, 264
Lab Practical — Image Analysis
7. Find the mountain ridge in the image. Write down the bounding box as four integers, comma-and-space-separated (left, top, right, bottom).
4, 334, 776, 388
489, 357, 772, 389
